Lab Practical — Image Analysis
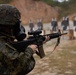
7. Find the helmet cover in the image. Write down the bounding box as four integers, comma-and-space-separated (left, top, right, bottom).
0, 4, 21, 25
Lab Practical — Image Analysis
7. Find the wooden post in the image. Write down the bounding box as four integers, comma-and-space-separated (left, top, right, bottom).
68, 29, 74, 40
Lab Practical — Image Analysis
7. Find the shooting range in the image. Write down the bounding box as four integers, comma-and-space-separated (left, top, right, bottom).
1, 0, 76, 75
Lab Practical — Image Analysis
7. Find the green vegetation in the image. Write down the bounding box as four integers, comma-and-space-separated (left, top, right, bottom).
58, 1, 76, 19
0, 0, 13, 4
42, 0, 60, 6
42, 0, 76, 19
0, 0, 76, 19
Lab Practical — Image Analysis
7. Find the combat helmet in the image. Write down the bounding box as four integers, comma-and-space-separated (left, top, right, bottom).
0, 4, 26, 41
0, 4, 21, 25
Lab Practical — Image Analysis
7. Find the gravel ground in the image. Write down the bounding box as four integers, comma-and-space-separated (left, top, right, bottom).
27, 39, 76, 75
24, 21, 76, 75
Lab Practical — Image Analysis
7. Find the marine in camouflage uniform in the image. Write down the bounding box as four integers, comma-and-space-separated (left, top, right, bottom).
0, 4, 36, 75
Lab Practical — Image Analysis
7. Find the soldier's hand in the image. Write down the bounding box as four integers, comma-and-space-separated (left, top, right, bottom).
43, 36, 50, 43
28, 44, 37, 53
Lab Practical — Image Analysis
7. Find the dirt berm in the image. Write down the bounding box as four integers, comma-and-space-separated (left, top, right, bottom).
10, 0, 59, 24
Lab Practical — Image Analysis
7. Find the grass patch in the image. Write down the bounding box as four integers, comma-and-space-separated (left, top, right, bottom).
0, 0, 13, 4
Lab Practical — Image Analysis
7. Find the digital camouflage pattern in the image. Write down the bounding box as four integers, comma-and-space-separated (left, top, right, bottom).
0, 37, 35, 75
0, 4, 21, 25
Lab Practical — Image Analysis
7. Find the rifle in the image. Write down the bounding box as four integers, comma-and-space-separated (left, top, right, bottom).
11, 30, 67, 58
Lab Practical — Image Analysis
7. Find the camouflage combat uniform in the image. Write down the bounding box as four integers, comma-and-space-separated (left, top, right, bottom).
0, 4, 35, 75
0, 37, 35, 75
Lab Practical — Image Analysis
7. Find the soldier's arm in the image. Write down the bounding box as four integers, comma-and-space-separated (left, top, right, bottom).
0, 42, 35, 60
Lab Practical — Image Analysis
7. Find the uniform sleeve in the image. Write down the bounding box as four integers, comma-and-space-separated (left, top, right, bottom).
0, 41, 35, 75
18, 47, 34, 64
18, 47, 33, 58
0, 42, 33, 60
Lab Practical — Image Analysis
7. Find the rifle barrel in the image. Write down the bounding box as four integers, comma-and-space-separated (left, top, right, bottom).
44, 32, 67, 40
61, 33, 67, 35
